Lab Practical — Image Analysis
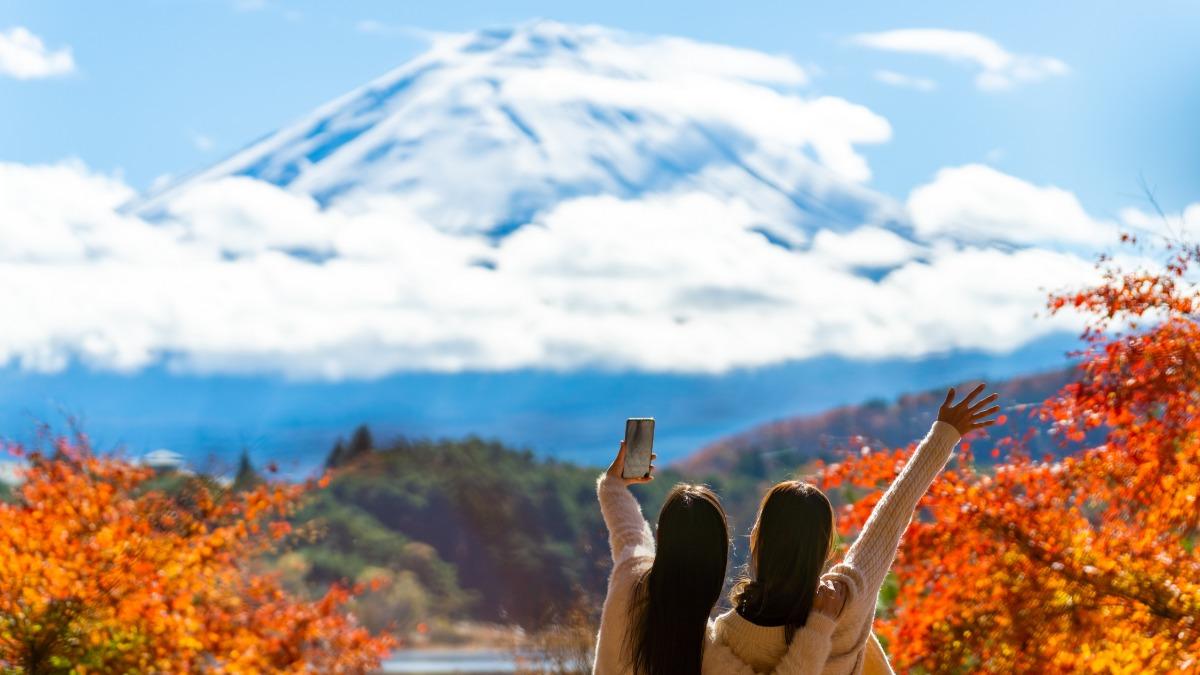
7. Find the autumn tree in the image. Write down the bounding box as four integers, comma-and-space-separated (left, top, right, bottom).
0, 440, 394, 673
815, 236, 1200, 673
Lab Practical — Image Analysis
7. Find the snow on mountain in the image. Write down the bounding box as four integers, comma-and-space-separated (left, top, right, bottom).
134, 20, 900, 244
0, 21, 1124, 380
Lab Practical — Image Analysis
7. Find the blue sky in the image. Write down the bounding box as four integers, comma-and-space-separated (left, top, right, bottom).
2, 0, 1198, 217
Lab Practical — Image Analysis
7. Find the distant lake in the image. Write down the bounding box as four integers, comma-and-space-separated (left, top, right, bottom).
378, 649, 534, 674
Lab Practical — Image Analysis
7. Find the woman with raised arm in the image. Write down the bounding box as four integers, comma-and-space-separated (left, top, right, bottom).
710, 385, 1000, 674
593, 439, 849, 675
592, 439, 727, 675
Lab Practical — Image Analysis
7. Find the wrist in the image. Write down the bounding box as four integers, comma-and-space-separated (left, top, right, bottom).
931, 419, 963, 440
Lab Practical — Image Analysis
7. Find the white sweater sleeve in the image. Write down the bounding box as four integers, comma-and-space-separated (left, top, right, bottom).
597, 473, 654, 565
840, 421, 959, 596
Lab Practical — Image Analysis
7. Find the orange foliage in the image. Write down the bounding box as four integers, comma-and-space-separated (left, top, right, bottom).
816, 239, 1200, 673
0, 442, 394, 673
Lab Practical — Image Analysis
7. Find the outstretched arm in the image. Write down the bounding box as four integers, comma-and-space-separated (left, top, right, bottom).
840, 385, 999, 601
597, 440, 657, 565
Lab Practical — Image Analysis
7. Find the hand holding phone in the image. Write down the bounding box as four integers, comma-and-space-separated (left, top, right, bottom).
621, 418, 655, 480
605, 418, 656, 485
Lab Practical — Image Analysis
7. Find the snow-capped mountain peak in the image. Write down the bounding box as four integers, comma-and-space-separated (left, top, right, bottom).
135, 20, 899, 242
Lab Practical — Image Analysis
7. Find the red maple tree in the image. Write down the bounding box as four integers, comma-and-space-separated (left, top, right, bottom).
0, 441, 394, 673
817, 236, 1200, 672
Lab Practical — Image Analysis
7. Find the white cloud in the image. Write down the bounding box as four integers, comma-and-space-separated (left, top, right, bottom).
597, 34, 809, 86
356, 19, 389, 34
851, 29, 1068, 91
810, 226, 924, 268
1118, 202, 1200, 241
0, 160, 1119, 378
0, 26, 75, 80
499, 66, 887, 183
191, 133, 215, 152
873, 69, 937, 92
907, 164, 1117, 247
355, 19, 441, 41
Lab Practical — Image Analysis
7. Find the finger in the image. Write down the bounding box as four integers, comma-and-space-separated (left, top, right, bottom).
961, 383, 987, 407
943, 388, 955, 407
970, 419, 997, 431
972, 405, 1001, 419
968, 393, 998, 411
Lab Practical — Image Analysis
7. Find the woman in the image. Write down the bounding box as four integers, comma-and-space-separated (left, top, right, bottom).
711, 384, 999, 674
594, 440, 848, 675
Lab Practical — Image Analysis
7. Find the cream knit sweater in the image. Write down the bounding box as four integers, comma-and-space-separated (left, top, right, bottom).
592, 475, 837, 675
711, 421, 961, 675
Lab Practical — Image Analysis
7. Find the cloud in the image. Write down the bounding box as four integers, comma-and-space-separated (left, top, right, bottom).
355, 20, 442, 41
190, 133, 215, 152
0, 159, 1124, 378
1118, 202, 1200, 241
356, 19, 390, 34
498, 49, 886, 182
0, 26, 75, 80
850, 29, 1068, 91
907, 164, 1117, 246
874, 69, 937, 92
810, 226, 924, 268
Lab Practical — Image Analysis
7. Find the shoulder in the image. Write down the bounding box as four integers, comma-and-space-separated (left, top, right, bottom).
607, 554, 653, 594
823, 563, 865, 600
709, 608, 738, 639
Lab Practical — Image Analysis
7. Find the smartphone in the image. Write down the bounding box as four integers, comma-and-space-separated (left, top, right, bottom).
622, 418, 655, 479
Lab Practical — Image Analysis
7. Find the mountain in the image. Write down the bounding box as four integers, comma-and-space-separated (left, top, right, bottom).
681, 368, 1076, 476
134, 20, 901, 244
2, 21, 1087, 468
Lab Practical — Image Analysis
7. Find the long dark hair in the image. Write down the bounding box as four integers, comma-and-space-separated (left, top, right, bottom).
626, 483, 730, 675
732, 480, 835, 643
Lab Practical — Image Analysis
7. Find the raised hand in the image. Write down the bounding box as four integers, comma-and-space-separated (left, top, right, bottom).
605, 440, 656, 486
812, 579, 848, 619
937, 383, 1001, 436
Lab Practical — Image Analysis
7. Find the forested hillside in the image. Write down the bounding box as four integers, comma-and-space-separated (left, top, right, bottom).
683, 368, 1076, 476
276, 430, 683, 633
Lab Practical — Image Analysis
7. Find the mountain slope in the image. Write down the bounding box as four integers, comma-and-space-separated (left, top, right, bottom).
134, 20, 900, 244
680, 368, 1076, 476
